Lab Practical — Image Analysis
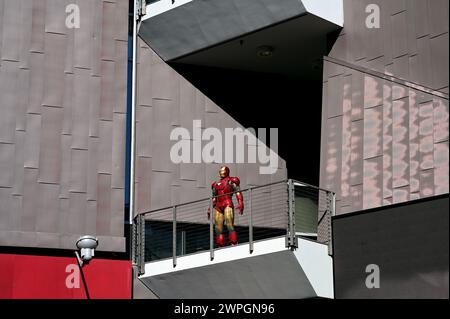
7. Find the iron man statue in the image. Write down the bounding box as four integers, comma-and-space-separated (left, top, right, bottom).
208, 166, 244, 247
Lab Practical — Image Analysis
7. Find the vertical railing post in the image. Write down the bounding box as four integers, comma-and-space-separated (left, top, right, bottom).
209, 196, 214, 261
248, 187, 253, 254
173, 206, 177, 268
287, 180, 298, 249
328, 192, 336, 256
139, 214, 145, 275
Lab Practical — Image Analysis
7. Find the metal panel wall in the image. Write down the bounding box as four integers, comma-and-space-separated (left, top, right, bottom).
135, 39, 288, 214
321, 0, 449, 214
0, 0, 129, 252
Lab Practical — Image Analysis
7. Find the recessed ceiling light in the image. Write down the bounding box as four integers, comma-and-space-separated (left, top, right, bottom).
257, 46, 274, 58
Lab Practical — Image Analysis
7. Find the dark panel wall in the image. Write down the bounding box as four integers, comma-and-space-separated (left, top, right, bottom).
320, 0, 449, 214
333, 195, 449, 299
135, 40, 287, 214
0, 0, 129, 252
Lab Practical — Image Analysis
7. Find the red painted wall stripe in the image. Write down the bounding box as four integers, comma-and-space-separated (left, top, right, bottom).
0, 254, 132, 299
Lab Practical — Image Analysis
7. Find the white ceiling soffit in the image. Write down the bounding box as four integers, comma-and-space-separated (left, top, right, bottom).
301, 0, 344, 27
143, 0, 343, 27
143, 0, 193, 20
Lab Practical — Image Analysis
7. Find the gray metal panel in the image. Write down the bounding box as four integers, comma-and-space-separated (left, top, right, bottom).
140, 250, 317, 299
333, 195, 449, 299
139, 0, 307, 61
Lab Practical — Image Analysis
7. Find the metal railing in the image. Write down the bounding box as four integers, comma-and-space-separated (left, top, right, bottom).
133, 179, 335, 275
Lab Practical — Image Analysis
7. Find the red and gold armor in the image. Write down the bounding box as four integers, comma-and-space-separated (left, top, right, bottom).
209, 166, 244, 247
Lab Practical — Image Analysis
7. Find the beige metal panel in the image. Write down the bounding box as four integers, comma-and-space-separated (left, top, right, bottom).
363, 106, 383, 159
137, 42, 153, 106
0, 0, 128, 252
430, 33, 449, 91
434, 141, 449, 195
91, 0, 103, 77
23, 113, 42, 169
36, 183, 59, 233
69, 148, 88, 193
71, 68, 91, 150
98, 120, 113, 174
100, 60, 115, 121
392, 97, 410, 189
101, 1, 117, 62
59, 134, 72, 199
363, 156, 383, 209
12, 131, 25, 196
89, 75, 101, 137
18, 0, 33, 69
110, 188, 125, 236
0, 143, 14, 188
16, 69, 30, 132
73, 0, 94, 69
419, 169, 434, 198
64, 27, 74, 74
1, 0, 20, 61
428, 0, 449, 38
112, 112, 126, 189
38, 106, 63, 184
85, 199, 97, 236
96, 173, 112, 236
419, 101, 434, 170
136, 156, 152, 214
350, 120, 364, 186
86, 137, 99, 201
30, 0, 45, 53
44, 0, 68, 35
0, 60, 18, 144
21, 168, 38, 232
434, 98, 449, 143
151, 99, 175, 172
409, 90, 420, 194
136, 105, 153, 158
62, 73, 74, 135
114, 40, 129, 114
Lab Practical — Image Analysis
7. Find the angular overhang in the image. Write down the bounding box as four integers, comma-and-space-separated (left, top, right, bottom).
137, 237, 334, 299
139, 0, 343, 78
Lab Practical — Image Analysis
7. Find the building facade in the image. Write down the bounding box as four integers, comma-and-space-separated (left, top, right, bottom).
0, 0, 448, 299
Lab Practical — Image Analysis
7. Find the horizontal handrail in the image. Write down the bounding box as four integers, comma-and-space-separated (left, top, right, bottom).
137, 179, 288, 217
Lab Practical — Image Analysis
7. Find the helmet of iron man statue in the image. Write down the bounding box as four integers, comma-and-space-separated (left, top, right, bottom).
219, 166, 230, 179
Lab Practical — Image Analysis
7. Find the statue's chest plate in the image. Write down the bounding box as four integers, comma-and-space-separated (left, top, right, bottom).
214, 179, 233, 194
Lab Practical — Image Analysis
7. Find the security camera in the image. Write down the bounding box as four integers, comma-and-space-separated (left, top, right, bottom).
75, 235, 98, 266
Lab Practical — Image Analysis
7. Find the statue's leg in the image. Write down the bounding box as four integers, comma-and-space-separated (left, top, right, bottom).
214, 208, 225, 247
225, 207, 238, 245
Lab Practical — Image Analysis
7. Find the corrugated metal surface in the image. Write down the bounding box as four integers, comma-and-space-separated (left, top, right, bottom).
321, 0, 449, 215
135, 40, 288, 214
0, 0, 129, 252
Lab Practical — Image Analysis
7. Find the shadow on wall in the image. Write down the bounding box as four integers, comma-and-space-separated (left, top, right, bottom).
170, 63, 324, 185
